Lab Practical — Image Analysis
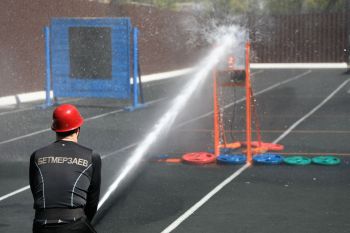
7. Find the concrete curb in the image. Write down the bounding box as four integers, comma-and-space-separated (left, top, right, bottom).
0, 67, 195, 107
0, 63, 347, 107
250, 62, 347, 69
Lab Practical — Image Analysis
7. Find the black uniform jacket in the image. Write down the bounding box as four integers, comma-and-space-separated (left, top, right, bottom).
29, 140, 101, 221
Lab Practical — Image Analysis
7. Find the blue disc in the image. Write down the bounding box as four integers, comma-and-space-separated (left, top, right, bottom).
253, 153, 284, 165
217, 154, 246, 165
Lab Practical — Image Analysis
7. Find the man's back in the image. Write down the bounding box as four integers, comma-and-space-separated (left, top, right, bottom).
30, 140, 101, 221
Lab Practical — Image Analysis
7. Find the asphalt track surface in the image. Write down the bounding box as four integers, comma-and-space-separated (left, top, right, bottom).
1, 69, 350, 233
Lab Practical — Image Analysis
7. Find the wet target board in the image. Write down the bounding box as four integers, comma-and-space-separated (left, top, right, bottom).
50, 18, 133, 99
182, 152, 216, 165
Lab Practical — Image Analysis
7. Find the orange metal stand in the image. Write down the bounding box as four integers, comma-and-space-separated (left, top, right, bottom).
212, 42, 252, 164
245, 42, 252, 164
213, 68, 220, 157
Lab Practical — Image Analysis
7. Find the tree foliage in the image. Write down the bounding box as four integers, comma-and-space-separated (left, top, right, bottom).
115, 0, 347, 14
263, 0, 346, 14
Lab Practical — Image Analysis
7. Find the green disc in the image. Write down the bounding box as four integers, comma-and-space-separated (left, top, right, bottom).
284, 156, 311, 165
312, 156, 341, 166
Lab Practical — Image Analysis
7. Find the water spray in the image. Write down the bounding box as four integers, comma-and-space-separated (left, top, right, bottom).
97, 28, 245, 210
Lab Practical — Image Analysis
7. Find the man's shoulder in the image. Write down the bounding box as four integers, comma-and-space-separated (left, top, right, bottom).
74, 143, 101, 160
30, 143, 55, 163
75, 143, 100, 156
74, 142, 93, 152
31, 143, 54, 155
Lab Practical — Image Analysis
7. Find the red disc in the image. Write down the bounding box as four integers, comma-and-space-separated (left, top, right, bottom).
182, 152, 216, 165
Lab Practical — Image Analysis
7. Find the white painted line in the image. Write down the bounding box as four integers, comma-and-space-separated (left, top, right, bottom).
0, 96, 17, 106
98, 72, 263, 160
0, 70, 309, 204
160, 76, 349, 233
135, 67, 195, 83
0, 128, 52, 146
251, 70, 264, 76
17, 91, 53, 103
0, 68, 194, 107
0, 108, 32, 117
0, 98, 81, 117
272, 78, 350, 144
0, 143, 141, 204
176, 70, 312, 128
0, 99, 168, 203
0, 185, 30, 202
0, 91, 54, 107
161, 164, 250, 233
0, 62, 345, 107
101, 144, 138, 159
0, 98, 165, 146
0, 62, 341, 107
251, 63, 347, 69
84, 109, 123, 122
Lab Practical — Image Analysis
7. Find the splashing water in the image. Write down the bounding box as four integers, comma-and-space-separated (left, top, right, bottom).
97, 30, 244, 210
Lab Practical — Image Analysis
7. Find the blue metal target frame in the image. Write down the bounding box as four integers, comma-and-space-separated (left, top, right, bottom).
44, 17, 144, 110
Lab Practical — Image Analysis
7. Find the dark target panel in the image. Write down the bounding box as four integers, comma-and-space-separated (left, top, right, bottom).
69, 27, 112, 80
50, 18, 131, 99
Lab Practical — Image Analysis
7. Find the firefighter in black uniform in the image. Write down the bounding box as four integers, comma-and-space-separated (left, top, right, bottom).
29, 104, 101, 233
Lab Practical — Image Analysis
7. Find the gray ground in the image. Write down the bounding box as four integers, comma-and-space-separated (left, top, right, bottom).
0, 69, 349, 233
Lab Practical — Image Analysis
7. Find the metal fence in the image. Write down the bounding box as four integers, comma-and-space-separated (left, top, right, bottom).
250, 12, 347, 63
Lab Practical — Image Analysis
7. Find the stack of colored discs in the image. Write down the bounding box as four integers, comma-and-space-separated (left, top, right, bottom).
217, 154, 246, 165
253, 153, 284, 165
312, 156, 341, 166
182, 152, 216, 165
284, 156, 311, 166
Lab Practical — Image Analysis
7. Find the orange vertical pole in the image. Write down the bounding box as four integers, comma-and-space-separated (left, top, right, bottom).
245, 42, 252, 164
213, 67, 220, 157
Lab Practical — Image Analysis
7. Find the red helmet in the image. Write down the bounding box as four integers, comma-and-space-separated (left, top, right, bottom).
51, 104, 84, 132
